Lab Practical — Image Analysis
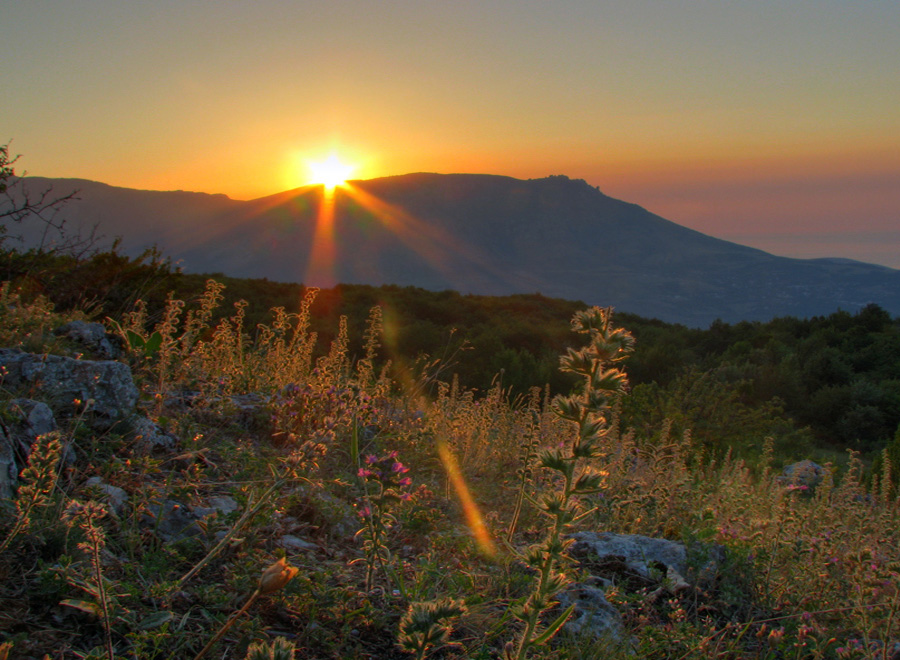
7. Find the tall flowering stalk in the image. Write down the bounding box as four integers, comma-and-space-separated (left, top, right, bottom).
0, 432, 62, 553
354, 451, 414, 596
62, 501, 115, 660
506, 307, 634, 660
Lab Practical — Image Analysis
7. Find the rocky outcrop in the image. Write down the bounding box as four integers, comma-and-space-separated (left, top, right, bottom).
0, 348, 138, 423
561, 532, 725, 641
54, 321, 124, 360
0, 348, 179, 501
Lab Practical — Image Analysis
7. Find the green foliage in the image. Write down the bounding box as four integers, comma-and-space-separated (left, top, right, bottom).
353, 451, 416, 595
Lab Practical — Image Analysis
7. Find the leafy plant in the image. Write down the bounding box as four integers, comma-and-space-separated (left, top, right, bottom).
353, 451, 415, 596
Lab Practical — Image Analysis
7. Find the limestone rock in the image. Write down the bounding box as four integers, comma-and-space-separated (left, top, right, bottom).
563, 531, 724, 640
207, 496, 239, 516
129, 415, 178, 450
0, 429, 16, 500
192, 495, 240, 520
143, 500, 204, 542
54, 321, 124, 359
279, 534, 319, 552
84, 476, 129, 515
779, 460, 827, 489
0, 348, 138, 423
557, 578, 623, 640
7, 398, 58, 439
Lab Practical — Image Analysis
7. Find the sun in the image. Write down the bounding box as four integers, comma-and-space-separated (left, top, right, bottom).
306, 153, 355, 191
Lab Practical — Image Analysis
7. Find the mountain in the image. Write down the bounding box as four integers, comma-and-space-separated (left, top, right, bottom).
5, 173, 899, 327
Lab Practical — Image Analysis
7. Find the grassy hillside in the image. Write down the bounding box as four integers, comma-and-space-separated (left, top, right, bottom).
2, 254, 900, 659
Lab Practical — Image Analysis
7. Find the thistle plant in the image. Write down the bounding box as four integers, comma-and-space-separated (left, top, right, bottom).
397, 598, 468, 660
506, 307, 633, 660
353, 451, 415, 596
243, 636, 297, 660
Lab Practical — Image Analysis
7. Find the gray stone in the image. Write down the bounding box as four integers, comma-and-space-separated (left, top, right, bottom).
129, 416, 177, 450
84, 476, 129, 515
557, 578, 623, 640
143, 500, 204, 542
0, 429, 16, 500
54, 321, 124, 359
7, 398, 57, 438
279, 534, 319, 552
207, 495, 239, 516
192, 495, 240, 520
569, 532, 691, 583
779, 460, 827, 488
0, 349, 138, 423
564, 531, 725, 640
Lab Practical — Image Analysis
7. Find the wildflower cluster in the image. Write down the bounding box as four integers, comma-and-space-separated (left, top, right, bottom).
269, 379, 381, 471
354, 451, 415, 594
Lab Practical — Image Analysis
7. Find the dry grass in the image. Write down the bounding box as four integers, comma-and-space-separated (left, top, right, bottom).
1, 282, 898, 659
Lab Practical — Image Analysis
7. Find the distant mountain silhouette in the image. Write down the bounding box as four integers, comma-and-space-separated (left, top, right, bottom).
6, 173, 899, 326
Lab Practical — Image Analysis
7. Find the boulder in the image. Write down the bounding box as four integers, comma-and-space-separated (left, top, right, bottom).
279, 534, 319, 552
557, 578, 623, 641
562, 532, 724, 640
0, 429, 16, 500
84, 476, 129, 516
0, 349, 138, 423
54, 321, 124, 359
778, 460, 827, 489
143, 500, 205, 542
6, 398, 58, 439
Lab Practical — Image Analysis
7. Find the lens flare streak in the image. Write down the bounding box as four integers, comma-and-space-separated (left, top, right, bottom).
437, 440, 497, 558
305, 188, 337, 287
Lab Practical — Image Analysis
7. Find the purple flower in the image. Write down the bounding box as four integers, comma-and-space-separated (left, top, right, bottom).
365, 454, 378, 464
392, 462, 409, 474
398, 477, 413, 487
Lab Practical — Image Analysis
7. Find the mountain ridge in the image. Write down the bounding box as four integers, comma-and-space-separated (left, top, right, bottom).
5, 172, 898, 327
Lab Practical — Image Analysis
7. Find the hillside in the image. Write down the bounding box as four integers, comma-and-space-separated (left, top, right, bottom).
2, 282, 899, 659
6, 173, 900, 326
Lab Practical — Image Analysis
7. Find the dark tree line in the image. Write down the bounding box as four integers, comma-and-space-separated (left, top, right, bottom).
3, 239, 898, 457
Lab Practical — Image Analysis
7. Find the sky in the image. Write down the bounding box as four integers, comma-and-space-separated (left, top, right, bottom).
3, 1, 899, 268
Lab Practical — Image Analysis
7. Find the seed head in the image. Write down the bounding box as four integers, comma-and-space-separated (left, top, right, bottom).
258, 558, 299, 595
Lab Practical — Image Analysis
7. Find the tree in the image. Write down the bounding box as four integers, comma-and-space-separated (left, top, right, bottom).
0, 142, 90, 255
